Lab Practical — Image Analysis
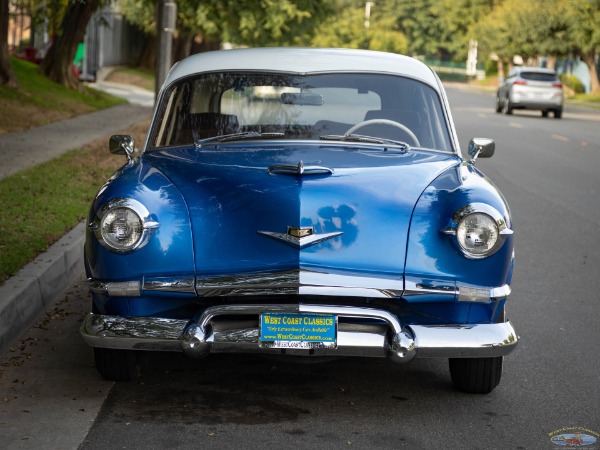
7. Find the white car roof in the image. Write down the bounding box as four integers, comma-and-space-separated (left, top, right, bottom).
164, 47, 440, 90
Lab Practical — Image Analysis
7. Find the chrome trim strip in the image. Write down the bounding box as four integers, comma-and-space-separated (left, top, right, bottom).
403, 278, 457, 298
87, 279, 108, 295
88, 273, 509, 301
490, 284, 511, 298
195, 271, 299, 297
143, 277, 196, 293
86, 279, 141, 297
195, 270, 403, 298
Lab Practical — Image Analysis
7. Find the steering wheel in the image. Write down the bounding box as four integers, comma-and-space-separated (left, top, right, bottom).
345, 119, 420, 146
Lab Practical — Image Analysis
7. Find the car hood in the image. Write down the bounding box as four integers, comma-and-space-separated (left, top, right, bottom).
143, 143, 458, 279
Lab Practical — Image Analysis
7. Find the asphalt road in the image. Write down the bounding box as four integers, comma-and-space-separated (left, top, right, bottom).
1, 86, 599, 449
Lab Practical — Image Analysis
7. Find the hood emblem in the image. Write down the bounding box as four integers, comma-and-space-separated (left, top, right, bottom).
258, 226, 342, 249
268, 161, 334, 176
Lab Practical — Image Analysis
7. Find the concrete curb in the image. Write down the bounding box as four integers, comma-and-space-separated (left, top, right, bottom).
0, 222, 86, 357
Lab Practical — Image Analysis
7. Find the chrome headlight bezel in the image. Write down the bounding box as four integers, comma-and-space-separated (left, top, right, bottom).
442, 203, 513, 260
89, 198, 159, 253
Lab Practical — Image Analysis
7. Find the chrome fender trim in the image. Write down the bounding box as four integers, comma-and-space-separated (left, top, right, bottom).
87, 273, 509, 303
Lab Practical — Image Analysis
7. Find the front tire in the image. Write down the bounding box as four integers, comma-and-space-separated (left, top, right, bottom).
495, 95, 503, 113
94, 348, 140, 381
449, 357, 503, 394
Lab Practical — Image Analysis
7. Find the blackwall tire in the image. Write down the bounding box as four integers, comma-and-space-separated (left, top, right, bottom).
449, 356, 503, 394
503, 97, 513, 115
94, 348, 140, 381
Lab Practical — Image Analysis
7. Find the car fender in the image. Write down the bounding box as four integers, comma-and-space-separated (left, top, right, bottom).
406, 161, 514, 292
85, 159, 195, 282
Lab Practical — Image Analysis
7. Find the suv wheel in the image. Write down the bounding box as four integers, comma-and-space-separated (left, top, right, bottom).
449, 357, 503, 394
502, 96, 513, 115
495, 95, 503, 113
554, 108, 563, 119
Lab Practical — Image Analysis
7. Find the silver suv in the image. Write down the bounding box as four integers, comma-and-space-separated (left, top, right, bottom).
496, 67, 564, 118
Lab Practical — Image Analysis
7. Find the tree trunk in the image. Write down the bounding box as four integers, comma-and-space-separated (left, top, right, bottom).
581, 50, 600, 95
137, 35, 156, 70
39, 0, 101, 90
191, 36, 221, 54
0, 0, 17, 87
173, 33, 193, 64
496, 59, 505, 81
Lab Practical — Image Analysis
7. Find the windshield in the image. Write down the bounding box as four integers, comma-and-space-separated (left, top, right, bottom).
148, 72, 453, 152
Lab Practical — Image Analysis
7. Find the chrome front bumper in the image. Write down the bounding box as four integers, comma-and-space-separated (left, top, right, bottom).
80, 304, 518, 362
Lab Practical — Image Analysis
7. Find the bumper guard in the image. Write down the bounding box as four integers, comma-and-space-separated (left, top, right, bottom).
80, 304, 518, 362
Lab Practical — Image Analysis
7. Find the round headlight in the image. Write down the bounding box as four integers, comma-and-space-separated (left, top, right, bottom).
91, 198, 159, 253
456, 212, 499, 257
100, 207, 143, 251
444, 203, 512, 260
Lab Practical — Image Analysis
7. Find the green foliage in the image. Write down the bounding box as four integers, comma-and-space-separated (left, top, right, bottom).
475, 0, 599, 61
485, 59, 499, 76
228, 0, 324, 45
310, 2, 407, 53
117, 0, 156, 34
560, 73, 585, 94
119, 0, 331, 46
434, 0, 497, 61
390, 0, 444, 58
23, 0, 69, 34
566, 0, 600, 54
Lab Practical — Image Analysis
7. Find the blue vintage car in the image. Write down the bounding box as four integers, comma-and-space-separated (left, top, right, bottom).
81, 48, 517, 394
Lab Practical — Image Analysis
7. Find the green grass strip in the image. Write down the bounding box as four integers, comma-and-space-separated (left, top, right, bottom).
0, 146, 121, 284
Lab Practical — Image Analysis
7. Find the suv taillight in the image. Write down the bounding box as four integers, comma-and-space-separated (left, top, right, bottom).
513, 80, 527, 85
552, 82, 563, 88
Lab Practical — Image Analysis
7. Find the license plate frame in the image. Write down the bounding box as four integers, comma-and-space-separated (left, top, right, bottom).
259, 312, 337, 349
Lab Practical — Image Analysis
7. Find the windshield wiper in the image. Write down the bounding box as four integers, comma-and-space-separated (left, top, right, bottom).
320, 133, 410, 150
196, 131, 285, 147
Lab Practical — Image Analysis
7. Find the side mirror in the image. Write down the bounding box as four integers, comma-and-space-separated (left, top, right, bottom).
109, 135, 135, 161
468, 138, 495, 162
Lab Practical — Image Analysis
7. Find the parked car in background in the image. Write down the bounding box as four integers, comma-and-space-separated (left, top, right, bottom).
81, 48, 518, 394
496, 67, 563, 118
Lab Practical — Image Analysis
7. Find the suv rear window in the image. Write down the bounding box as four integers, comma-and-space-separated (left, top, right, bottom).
520, 72, 557, 82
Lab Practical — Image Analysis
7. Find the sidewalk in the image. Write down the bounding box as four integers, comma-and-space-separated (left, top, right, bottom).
0, 102, 152, 180
0, 82, 154, 356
